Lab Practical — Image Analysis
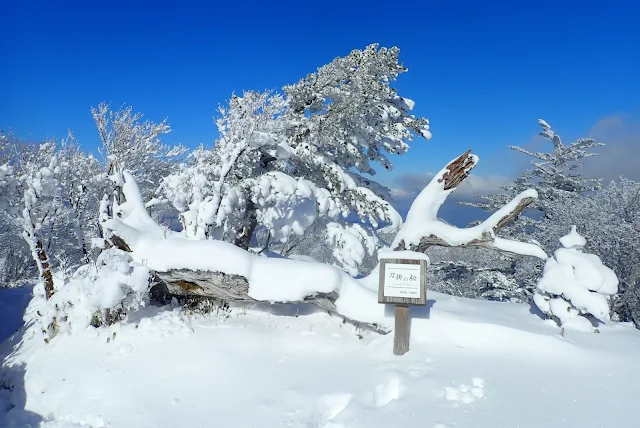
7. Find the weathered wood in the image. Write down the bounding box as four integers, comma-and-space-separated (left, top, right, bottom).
110, 235, 132, 253
393, 305, 410, 356
36, 238, 55, 300
440, 149, 476, 190
395, 233, 494, 252
378, 258, 427, 306
393, 148, 536, 254
156, 269, 252, 301
152, 270, 389, 335
492, 196, 536, 232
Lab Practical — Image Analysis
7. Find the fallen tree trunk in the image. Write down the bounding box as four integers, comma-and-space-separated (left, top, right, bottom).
106, 234, 389, 334
150, 268, 388, 334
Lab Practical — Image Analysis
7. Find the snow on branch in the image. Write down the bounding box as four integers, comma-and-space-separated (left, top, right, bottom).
391, 151, 547, 259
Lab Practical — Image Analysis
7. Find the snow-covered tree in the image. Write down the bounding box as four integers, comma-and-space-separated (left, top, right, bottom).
94, 149, 546, 334
0, 133, 106, 289
534, 226, 618, 331
162, 45, 431, 276
283, 44, 431, 174
467, 119, 603, 221
161, 91, 288, 243
451, 120, 605, 301
1, 134, 37, 287
92, 102, 186, 206
53, 133, 105, 263
1, 138, 15, 213
18, 141, 64, 298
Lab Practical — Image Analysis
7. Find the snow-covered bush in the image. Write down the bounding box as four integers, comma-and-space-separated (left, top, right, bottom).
539, 178, 640, 326
325, 222, 380, 276
533, 226, 618, 331
425, 247, 529, 303
29, 247, 152, 340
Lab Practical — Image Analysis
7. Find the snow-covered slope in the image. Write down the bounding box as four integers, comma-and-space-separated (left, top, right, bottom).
2, 290, 639, 428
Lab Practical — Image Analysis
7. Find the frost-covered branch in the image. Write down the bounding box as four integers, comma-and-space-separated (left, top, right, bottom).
392, 151, 547, 259
92, 102, 186, 205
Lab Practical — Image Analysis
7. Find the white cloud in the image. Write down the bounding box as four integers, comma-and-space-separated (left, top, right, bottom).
390, 172, 510, 203
582, 115, 640, 181
389, 172, 510, 226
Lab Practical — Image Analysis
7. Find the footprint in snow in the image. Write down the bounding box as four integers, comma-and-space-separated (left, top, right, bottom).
444, 377, 485, 405
316, 392, 352, 425
311, 378, 403, 427
373, 377, 402, 408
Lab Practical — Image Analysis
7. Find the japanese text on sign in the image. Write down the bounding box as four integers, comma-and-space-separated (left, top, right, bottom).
383, 263, 422, 299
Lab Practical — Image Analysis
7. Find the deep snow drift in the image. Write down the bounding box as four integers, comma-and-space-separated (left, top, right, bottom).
2, 286, 639, 428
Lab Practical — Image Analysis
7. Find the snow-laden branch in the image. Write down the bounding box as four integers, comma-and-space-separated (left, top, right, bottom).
392, 151, 547, 259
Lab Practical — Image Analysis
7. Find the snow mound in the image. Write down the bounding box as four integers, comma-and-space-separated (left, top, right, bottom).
534, 226, 618, 330
27, 248, 152, 338
559, 225, 586, 249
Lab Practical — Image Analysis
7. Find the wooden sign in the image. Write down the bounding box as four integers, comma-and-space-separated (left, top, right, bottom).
378, 258, 427, 355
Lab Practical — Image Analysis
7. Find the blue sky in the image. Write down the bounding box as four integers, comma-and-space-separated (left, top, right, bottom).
1, 0, 638, 190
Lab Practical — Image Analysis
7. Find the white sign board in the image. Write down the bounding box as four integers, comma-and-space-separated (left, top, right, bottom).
383, 263, 422, 299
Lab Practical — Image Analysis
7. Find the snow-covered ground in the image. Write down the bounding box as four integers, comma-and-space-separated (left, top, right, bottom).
2, 290, 639, 428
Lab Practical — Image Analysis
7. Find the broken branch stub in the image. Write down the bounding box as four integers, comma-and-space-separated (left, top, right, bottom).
440, 149, 476, 190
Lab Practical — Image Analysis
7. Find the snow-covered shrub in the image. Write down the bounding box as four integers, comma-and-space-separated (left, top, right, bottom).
533, 226, 618, 331
180, 296, 232, 319
425, 247, 526, 301
325, 222, 379, 276
28, 248, 152, 340
538, 178, 640, 326
475, 271, 526, 303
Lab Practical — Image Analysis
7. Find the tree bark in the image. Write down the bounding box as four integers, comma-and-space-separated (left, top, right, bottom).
36, 238, 55, 300
151, 269, 388, 334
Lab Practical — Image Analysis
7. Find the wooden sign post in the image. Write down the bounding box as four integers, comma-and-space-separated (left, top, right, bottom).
378, 258, 427, 355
